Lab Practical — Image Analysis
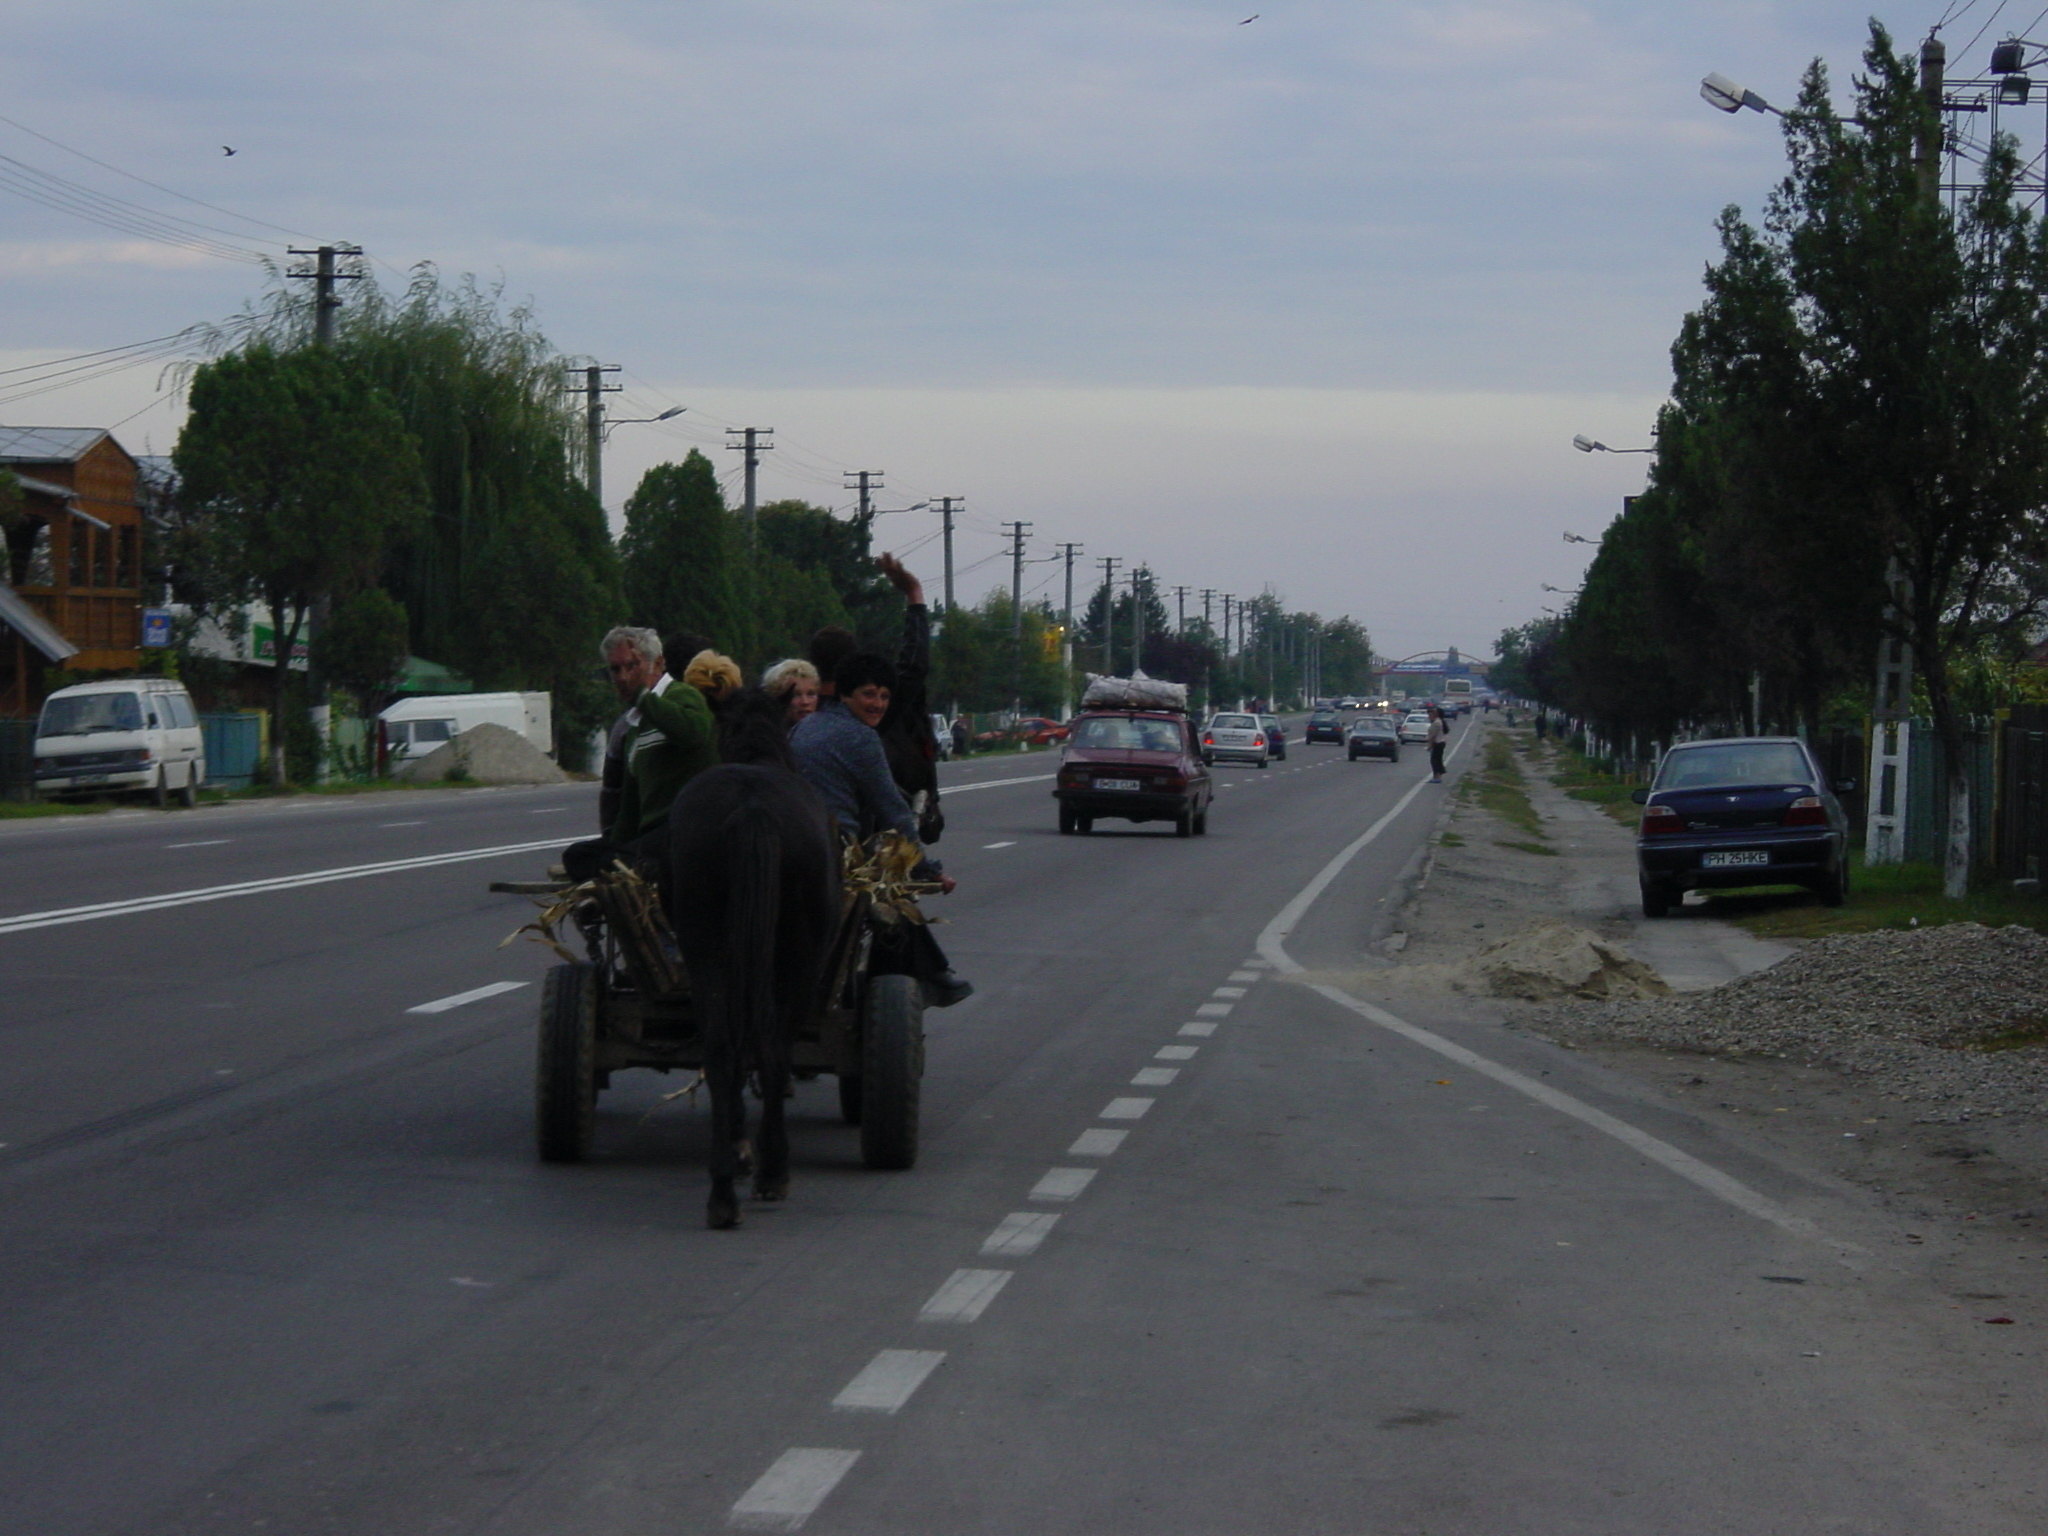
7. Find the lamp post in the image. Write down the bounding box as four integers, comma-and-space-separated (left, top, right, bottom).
1572, 434, 1654, 455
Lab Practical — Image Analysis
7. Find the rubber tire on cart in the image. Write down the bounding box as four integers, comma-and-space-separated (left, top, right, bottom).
536, 962, 600, 1162
859, 973, 923, 1170
837, 1073, 864, 1125
1639, 878, 1673, 919
1058, 806, 1077, 835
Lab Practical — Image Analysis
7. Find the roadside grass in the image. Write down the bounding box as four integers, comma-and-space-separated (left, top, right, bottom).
1705, 854, 2048, 939
1547, 749, 1643, 828
1439, 831, 1465, 847
1459, 732, 1551, 850
0, 798, 114, 819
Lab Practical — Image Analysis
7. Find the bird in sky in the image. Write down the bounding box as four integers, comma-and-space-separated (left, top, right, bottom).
222, 145, 236, 156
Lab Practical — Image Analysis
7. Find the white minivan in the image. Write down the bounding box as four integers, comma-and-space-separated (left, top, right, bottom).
34, 678, 208, 805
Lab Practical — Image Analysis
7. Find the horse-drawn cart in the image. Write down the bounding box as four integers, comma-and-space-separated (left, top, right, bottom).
493, 843, 927, 1173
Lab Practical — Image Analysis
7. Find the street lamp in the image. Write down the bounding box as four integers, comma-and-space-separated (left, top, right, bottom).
1540, 583, 1581, 594
1562, 531, 1601, 545
1572, 434, 1654, 454
599, 404, 686, 442
1700, 71, 1783, 117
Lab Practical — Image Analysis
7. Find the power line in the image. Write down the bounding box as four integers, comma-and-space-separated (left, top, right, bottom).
0, 111, 314, 241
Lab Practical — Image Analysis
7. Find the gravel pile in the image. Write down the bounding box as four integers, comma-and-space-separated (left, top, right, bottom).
395, 722, 567, 786
1529, 923, 2048, 1122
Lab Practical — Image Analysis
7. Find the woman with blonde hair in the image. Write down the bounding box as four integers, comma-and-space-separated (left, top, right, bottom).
761, 657, 822, 725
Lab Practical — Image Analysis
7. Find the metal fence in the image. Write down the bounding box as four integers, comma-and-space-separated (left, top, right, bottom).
199, 711, 264, 789
1995, 703, 2048, 881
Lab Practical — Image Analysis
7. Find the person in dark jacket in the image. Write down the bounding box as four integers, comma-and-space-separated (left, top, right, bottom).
792, 651, 971, 1008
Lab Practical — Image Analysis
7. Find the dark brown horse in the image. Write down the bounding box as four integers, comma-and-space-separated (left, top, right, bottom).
666, 688, 839, 1228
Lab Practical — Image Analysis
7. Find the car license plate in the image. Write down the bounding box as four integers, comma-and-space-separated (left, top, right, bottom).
1702, 850, 1770, 868
1096, 778, 1141, 791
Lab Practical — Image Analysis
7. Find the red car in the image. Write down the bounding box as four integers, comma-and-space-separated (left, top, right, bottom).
1016, 716, 1071, 746
1053, 710, 1213, 837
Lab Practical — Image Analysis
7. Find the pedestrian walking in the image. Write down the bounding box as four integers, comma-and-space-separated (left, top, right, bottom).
1427, 705, 1449, 783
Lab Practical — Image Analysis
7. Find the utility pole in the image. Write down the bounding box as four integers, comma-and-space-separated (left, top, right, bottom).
726, 428, 774, 553
845, 471, 884, 552
1173, 584, 1189, 635
1867, 33, 1946, 861
1131, 567, 1148, 675
936, 496, 964, 614
287, 244, 363, 347
1004, 521, 1033, 642
1200, 589, 1215, 633
1098, 557, 1122, 673
562, 364, 622, 508
1059, 542, 1083, 715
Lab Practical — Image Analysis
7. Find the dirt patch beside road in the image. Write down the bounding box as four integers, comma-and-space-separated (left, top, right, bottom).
1354, 718, 2048, 1308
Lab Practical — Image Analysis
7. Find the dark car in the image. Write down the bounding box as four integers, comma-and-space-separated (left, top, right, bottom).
1633, 737, 1853, 917
1345, 714, 1401, 762
1054, 711, 1213, 837
1260, 714, 1287, 761
1305, 709, 1344, 744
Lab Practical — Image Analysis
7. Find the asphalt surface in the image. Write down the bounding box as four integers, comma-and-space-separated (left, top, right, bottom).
0, 722, 2036, 1534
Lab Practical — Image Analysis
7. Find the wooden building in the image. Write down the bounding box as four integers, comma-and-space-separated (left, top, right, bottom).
1, 427, 143, 717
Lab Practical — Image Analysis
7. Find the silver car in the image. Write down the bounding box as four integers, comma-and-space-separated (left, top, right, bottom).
1397, 710, 1433, 744
1203, 712, 1270, 768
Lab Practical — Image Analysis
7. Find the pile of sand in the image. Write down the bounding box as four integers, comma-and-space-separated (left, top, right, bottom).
395, 722, 567, 786
1458, 920, 1670, 1002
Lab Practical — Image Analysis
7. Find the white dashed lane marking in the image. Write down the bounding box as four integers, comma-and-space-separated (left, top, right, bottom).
1195, 1001, 1233, 1018
407, 980, 527, 1014
1100, 1097, 1153, 1121
1069, 1128, 1127, 1156
1212, 986, 1246, 999
1030, 1167, 1096, 1201
729, 1448, 861, 1531
1178, 1021, 1217, 1037
919, 1268, 1012, 1323
982, 1211, 1059, 1257
832, 1350, 946, 1414
1131, 1066, 1179, 1086
1227, 970, 1260, 982
1156, 1045, 1199, 1060
982, 841, 1016, 849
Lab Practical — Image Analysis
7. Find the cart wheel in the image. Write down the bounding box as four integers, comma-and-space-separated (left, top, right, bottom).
859, 973, 923, 1170
838, 1073, 864, 1125
536, 962, 600, 1162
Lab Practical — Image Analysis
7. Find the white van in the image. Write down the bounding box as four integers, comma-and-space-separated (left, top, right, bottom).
34, 678, 207, 805
378, 692, 553, 762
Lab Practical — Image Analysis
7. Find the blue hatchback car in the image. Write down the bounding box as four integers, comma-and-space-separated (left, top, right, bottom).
1632, 738, 1853, 917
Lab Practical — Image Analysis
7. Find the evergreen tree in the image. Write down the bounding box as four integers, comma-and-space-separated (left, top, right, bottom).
620, 452, 749, 661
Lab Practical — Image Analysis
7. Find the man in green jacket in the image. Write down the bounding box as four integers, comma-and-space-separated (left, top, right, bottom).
563, 625, 720, 885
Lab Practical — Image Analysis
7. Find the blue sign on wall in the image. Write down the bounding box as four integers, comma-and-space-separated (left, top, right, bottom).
141, 608, 173, 648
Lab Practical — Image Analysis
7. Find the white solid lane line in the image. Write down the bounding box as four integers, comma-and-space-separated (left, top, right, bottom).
0, 838, 565, 937
1253, 731, 1852, 1250
407, 980, 528, 1015
940, 773, 1056, 795
1068, 1128, 1127, 1156
1030, 1167, 1096, 1201
1131, 1066, 1179, 1086
729, 1448, 861, 1531
919, 1268, 1011, 1323
982, 1212, 1059, 1257
983, 841, 1016, 849
380, 820, 426, 827
164, 840, 231, 849
832, 1350, 946, 1414
1156, 1045, 1199, 1060
1100, 1096, 1153, 1120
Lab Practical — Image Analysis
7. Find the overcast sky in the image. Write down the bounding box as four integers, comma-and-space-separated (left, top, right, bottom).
1, 1, 2014, 661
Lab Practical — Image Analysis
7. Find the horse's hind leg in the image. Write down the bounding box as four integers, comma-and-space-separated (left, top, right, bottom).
702, 1018, 746, 1229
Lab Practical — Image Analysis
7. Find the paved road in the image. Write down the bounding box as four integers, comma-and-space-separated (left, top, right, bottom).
0, 721, 2034, 1534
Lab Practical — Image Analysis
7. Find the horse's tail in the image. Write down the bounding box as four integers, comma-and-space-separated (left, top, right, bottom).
720, 801, 783, 1070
